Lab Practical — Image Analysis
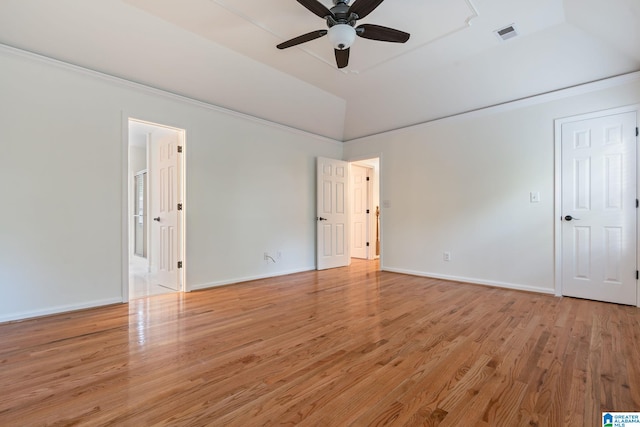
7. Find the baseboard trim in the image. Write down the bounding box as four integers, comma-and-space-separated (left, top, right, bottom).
1, 267, 554, 322
0, 297, 124, 324
381, 267, 555, 295
190, 266, 317, 291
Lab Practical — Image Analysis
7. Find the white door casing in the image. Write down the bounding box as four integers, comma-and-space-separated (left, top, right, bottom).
351, 164, 370, 259
317, 157, 350, 270
559, 110, 637, 305
150, 129, 182, 291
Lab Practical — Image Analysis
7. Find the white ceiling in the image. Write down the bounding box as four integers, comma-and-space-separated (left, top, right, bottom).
0, 0, 638, 141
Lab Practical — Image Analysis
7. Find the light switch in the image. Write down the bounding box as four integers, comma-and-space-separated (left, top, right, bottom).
530, 192, 540, 203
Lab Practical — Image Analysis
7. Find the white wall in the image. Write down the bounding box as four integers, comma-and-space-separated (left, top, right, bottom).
184, 111, 341, 289
344, 74, 640, 294
129, 146, 146, 175
2, 44, 637, 322
0, 46, 341, 322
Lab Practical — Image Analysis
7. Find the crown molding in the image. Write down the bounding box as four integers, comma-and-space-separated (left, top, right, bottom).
0, 43, 342, 146
345, 70, 640, 144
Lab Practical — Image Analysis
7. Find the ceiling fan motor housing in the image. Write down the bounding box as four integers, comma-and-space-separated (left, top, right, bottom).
328, 1, 357, 26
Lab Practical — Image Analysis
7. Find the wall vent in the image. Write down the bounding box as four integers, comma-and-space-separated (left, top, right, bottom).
494, 24, 518, 41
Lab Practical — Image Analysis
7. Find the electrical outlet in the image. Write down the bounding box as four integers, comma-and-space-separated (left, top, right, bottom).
443, 251, 452, 262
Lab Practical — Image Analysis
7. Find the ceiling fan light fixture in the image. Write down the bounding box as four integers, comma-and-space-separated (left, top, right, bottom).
328, 24, 356, 50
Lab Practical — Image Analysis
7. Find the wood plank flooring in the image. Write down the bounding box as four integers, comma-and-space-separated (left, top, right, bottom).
1, 260, 639, 426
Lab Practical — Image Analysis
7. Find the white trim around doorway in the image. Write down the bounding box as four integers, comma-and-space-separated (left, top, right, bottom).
122, 114, 187, 302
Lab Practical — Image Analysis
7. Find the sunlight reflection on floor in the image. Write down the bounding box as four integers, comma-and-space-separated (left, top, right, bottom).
129, 259, 175, 299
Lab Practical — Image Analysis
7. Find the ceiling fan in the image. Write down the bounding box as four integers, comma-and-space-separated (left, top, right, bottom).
277, 0, 410, 69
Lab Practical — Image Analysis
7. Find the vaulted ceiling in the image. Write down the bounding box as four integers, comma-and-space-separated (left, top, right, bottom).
0, 0, 638, 141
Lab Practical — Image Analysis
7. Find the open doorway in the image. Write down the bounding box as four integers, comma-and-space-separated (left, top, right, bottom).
350, 157, 380, 262
316, 156, 381, 270
128, 119, 186, 299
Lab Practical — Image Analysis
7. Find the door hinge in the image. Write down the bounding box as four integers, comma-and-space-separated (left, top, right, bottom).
636, 127, 638, 137
178, 261, 183, 269
636, 199, 639, 208
177, 203, 183, 211
366, 209, 370, 214
366, 176, 370, 181
177, 145, 183, 153
366, 242, 370, 247
636, 270, 638, 280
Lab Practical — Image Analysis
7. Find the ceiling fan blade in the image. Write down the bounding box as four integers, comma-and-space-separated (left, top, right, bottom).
335, 48, 350, 69
277, 29, 328, 49
348, 0, 385, 19
356, 24, 410, 43
296, 0, 334, 19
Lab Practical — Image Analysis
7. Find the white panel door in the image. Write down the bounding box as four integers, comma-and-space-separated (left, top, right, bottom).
317, 157, 350, 270
153, 132, 182, 291
561, 111, 637, 305
351, 164, 369, 259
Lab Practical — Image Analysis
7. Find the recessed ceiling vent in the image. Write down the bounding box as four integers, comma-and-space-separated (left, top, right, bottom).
494, 24, 518, 41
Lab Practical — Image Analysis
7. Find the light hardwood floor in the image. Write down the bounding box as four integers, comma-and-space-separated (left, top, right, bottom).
1, 260, 639, 426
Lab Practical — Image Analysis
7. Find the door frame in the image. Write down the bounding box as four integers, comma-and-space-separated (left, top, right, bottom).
553, 104, 639, 307
122, 116, 187, 302
346, 153, 383, 266
349, 163, 373, 260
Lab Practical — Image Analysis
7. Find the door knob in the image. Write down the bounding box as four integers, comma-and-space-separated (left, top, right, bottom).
317, 217, 328, 221
564, 215, 579, 221
153, 217, 161, 222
